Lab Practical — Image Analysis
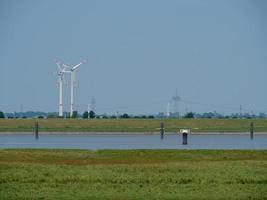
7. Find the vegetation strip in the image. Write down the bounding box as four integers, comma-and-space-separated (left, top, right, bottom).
0, 149, 267, 199
1, 118, 267, 133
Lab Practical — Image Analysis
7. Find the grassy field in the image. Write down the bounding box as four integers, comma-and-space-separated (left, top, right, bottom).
0, 118, 267, 133
0, 149, 266, 199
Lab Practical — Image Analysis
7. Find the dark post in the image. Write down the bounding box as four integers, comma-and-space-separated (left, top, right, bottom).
160, 122, 164, 140
250, 122, 254, 140
182, 132, 188, 145
35, 121, 39, 140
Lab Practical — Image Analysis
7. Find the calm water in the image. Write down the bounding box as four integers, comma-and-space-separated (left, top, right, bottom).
0, 133, 267, 149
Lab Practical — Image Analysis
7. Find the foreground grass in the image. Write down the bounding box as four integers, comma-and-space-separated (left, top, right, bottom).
1, 118, 267, 132
0, 149, 267, 200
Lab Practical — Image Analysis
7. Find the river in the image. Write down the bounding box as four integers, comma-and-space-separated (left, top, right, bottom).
0, 133, 267, 149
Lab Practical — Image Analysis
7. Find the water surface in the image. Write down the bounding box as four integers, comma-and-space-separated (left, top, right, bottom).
0, 133, 266, 149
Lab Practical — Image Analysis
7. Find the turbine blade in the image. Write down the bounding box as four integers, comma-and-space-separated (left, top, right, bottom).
57, 64, 62, 71
72, 62, 83, 70
54, 59, 62, 71
62, 63, 71, 71
62, 63, 69, 68
54, 59, 61, 64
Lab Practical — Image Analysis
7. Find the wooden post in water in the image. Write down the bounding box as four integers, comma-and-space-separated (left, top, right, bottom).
160, 122, 164, 140
35, 121, 39, 140
182, 132, 188, 145
250, 122, 254, 140
180, 129, 190, 145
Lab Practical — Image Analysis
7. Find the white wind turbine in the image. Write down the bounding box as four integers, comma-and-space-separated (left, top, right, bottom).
69, 60, 85, 117
54, 59, 69, 117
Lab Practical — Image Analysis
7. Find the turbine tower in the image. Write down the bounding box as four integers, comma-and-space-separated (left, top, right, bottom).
172, 90, 181, 119
70, 60, 85, 117
54, 60, 68, 117
90, 97, 96, 113
166, 101, 170, 118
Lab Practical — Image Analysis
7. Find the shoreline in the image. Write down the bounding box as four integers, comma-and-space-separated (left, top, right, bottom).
1, 131, 267, 135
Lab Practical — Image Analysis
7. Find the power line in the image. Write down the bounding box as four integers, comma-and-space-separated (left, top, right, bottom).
96, 100, 167, 112
180, 99, 265, 114
87, 98, 266, 115
172, 89, 181, 119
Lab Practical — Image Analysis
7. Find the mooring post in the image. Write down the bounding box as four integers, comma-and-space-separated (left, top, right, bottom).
182, 132, 188, 145
160, 122, 164, 140
180, 129, 190, 145
250, 122, 254, 140
35, 121, 39, 140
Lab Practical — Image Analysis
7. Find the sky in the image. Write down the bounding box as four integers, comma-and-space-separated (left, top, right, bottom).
1, 0, 267, 115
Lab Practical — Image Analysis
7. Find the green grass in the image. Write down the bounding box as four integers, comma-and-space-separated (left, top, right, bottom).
0, 118, 267, 132
0, 149, 267, 199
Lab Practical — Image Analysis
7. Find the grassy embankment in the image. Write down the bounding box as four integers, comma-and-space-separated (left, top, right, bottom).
0, 149, 266, 199
0, 118, 267, 133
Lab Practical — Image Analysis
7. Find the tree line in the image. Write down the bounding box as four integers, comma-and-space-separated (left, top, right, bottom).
1, 110, 266, 119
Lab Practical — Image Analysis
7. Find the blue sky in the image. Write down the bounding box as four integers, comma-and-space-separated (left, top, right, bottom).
1, 0, 267, 115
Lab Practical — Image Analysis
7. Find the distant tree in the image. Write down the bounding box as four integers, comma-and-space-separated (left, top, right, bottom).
83, 111, 89, 119
141, 115, 147, 119
110, 115, 117, 119
37, 116, 43, 119
184, 112, 194, 119
89, 111, 96, 119
0, 111, 5, 118
121, 113, 129, 119
65, 112, 70, 118
102, 115, 108, 119
47, 114, 57, 118
72, 111, 78, 118
148, 115, 154, 119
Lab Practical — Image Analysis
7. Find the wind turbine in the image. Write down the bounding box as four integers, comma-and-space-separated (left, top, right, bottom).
70, 60, 85, 117
54, 59, 69, 117
166, 101, 170, 118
